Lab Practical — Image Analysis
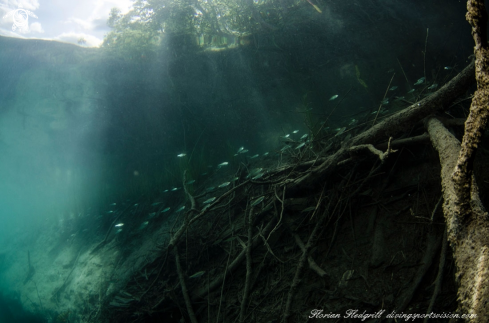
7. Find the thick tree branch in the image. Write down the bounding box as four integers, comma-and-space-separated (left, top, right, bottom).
452, 0, 489, 220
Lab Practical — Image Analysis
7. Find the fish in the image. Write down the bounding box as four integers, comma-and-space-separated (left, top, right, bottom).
252, 172, 264, 180
280, 145, 291, 152
251, 196, 265, 207
177, 153, 186, 157
334, 127, 346, 136
107, 210, 114, 214
302, 206, 316, 213
329, 94, 339, 101
444, 66, 453, 70
203, 197, 216, 204
296, 142, 306, 149
407, 89, 415, 93
151, 202, 162, 206
293, 130, 299, 133
386, 68, 395, 73
381, 98, 389, 105
231, 177, 239, 181
206, 186, 216, 192
189, 271, 205, 279
148, 212, 156, 217
239, 149, 249, 154
389, 86, 398, 91
186, 180, 196, 185
176, 206, 186, 213
218, 162, 229, 167
171, 187, 178, 191
414, 77, 425, 85
218, 182, 230, 188
139, 221, 149, 229
110, 203, 117, 206
349, 119, 357, 125
427, 83, 438, 90
162, 207, 171, 212
249, 168, 263, 176
300, 134, 308, 140
250, 154, 259, 159
237, 147, 244, 153
201, 172, 208, 176
163, 189, 168, 193
115, 223, 124, 227
116, 229, 123, 234
284, 134, 290, 138
263, 152, 269, 156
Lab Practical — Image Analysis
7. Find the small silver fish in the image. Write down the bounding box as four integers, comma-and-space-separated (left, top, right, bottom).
110, 203, 117, 206
292, 130, 299, 133
115, 223, 124, 227
176, 206, 185, 213
349, 119, 357, 125
249, 168, 263, 176
263, 152, 269, 156
237, 147, 244, 153
171, 187, 178, 191
284, 134, 290, 138
300, 134, 308, 140
203, 197, 216, 204
329, 94, 339, 101
239, 149, 249, 154
139, 221, 149, 229
414, 77, 425, 85
251, 196, 265, 207
218, 162, 229, 167
206, 186, 216, 192
163, 189, 168, 193
189, 271, 205, 279
250, 154, 259, 159
162, 207, 171, 212
334, 127, 346, 136
218, 182, 230, 188
280, 145, 291, 152
296, 142, 306, 149
381, 98, 389, 105
444, 66, 453, 70
389, 86, 398, 91
151, 202, 162, 206
177, 153, 186, 157
407, 89, 415, 93
427, 83, 438, 90
252, 172, 264, 180
186, 180, 196, 185
116, 229, 123, 234
231, 177, 239, 181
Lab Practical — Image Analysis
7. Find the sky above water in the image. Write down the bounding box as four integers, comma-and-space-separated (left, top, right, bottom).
0, 0, 132, 46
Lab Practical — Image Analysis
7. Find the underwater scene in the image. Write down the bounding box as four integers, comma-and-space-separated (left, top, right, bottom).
1, 0, 489, 322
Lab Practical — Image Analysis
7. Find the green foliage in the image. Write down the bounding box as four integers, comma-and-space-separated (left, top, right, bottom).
102, 0, 313, 57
